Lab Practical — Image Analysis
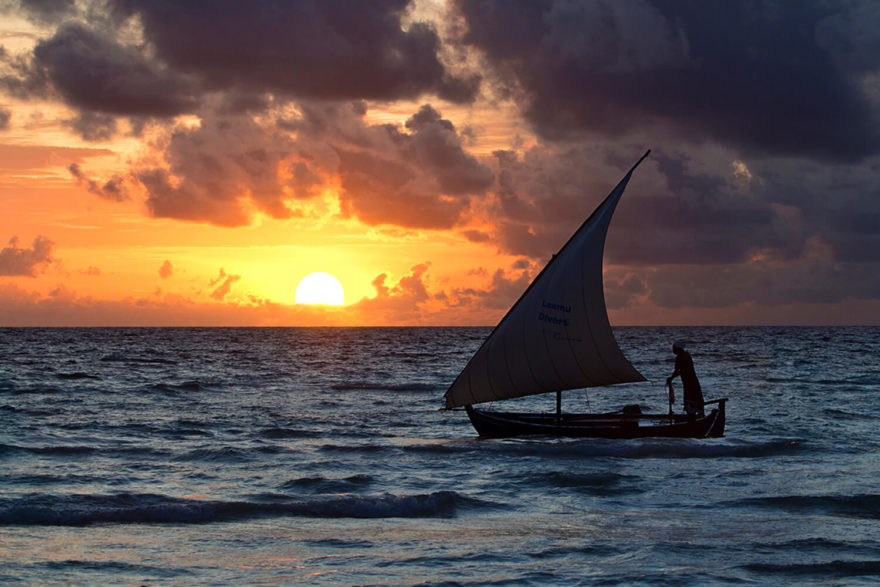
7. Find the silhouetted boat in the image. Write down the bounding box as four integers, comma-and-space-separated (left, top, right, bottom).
445, 150, 727, 438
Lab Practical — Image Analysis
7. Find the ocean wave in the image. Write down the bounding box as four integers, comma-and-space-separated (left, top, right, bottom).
742, 559, 880, 578
749, 537, 880, 558
9, 386, 62, 395
731, 494, 880, 519
279, 474, 374, 493
259, 426, 319, 439
329, 381, 438, 392
318, 442, 391, 454
148, 381, 208, 394
304, 538, 375, 549
100, 353, 178, 365
7, 472, 108, 486
174, 446, 253, 463
400, 438, 806, 460
55, 372, 101, 380
0, 443, 170, 460
0, 443, 98, 457
764, 375, 878, 387
42, 559, 194, 578
0, 490, 491, 526
536, 471, 643, 496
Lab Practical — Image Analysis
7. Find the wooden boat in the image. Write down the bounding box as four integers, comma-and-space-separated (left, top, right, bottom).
445, 150, 727, 439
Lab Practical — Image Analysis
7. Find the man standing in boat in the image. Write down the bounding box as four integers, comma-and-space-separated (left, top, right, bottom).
667, 342, 704, 417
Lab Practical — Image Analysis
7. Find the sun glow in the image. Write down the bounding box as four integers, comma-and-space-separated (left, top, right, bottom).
295, 272, 345, 306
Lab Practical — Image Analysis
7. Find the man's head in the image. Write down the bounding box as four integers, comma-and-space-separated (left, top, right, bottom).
672, 341, 686, 354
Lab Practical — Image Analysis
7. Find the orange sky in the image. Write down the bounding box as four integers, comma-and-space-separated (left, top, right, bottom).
0, 94, 533, 326
1, 1, 879, 326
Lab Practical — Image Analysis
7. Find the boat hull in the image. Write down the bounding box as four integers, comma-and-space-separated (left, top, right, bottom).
465, 399, 726, 439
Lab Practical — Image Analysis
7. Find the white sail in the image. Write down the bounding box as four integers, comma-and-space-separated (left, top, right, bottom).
444, 151, 650, 409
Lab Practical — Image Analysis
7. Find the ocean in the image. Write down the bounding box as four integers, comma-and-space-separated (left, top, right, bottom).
1, 326, 879, 585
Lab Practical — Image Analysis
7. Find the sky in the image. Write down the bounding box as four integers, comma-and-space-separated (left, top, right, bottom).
0, 0, 878, 326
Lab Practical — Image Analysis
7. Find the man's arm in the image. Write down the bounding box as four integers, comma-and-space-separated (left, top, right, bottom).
666, 357, 681, 384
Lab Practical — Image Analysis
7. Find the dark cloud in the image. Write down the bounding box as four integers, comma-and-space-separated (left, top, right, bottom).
0, 235, 54, 276
11, 0, 76, 24
158, 260, 172, 279
747, 157, 880, 264
474, 266, 532, 310
485, 145, 642, 259
484, 144, 880, 314
30, 22, 198, 116
4, 0, 479, 115
69, 163, 128, 201
456, 0, 880, 162
64, 111, 117, 142
479, 145, 835, 270
114, 0, 478, 103
605, 270, 648, 310
404, 105, 495, 194
607, 150, 796, 266
0, 107, 9, 129
815, 2, 880, 75
645, 251, 880, 311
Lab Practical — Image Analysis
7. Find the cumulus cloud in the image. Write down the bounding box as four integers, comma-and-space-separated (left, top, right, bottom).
0, 235, 54, 276
348, 261, 538, 325
352, 263, 432, 323
116, 101, 492, 229
449, 263, 534, 311
336, 104, 493, 228
136, 113, 298, 226
158, 260, 173, 279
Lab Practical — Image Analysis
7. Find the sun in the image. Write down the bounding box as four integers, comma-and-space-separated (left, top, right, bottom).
295, 272, 345, 306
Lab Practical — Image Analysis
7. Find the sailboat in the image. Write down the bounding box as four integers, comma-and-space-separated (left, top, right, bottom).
445, 150, 727, 438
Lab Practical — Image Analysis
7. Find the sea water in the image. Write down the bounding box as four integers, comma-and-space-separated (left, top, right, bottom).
1, 326, 879, 585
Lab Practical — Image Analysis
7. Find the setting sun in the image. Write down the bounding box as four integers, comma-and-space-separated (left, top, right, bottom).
294, 272, 345, 306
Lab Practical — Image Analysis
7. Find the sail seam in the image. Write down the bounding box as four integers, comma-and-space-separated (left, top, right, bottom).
538, 302, 567, 398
